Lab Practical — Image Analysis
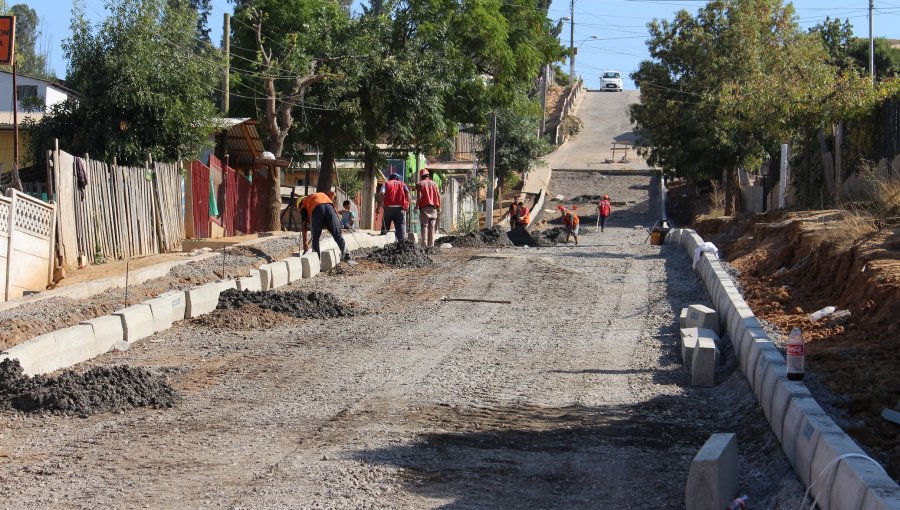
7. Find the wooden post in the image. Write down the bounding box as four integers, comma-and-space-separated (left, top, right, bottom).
223, 12, 230, 115
834, 121, 843, 203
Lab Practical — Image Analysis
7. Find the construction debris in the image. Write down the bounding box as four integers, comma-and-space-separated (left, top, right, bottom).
368, 240, 434, 268
0, 359, 178, 415
437, 226, 513, 248
217, 289, 358, 320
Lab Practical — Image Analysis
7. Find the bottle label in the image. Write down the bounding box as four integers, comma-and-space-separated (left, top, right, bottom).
787, 344, 804, 356
787, 344, 804, 373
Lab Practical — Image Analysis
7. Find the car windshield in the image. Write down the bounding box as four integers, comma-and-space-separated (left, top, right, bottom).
602, 72, 620, 79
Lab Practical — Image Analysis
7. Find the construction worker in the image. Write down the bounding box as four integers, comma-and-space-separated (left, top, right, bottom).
377, 173, 410, 240
598, 194, 612, 232
300, 192, 350, 261
415, 169, 441, 247
508, 202, 519, 230
564, 207, 580, 245
516, 201, 530, 227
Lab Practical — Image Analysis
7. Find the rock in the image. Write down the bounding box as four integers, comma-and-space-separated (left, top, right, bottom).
825, 309, 851, 327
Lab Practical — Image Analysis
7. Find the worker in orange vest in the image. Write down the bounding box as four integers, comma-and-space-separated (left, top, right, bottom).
415, 169, 441, 247
564, 208, 580, 245
508, 202, 519, 230
516, 201, 530, 227
299, 192, 350, 261
377, 173, 410, 240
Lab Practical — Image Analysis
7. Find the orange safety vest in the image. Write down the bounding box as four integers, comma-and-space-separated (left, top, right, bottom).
566, 212, 579, 228
302, 192, 336, 219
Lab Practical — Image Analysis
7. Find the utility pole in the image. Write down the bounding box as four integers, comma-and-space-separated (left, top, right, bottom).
869, 0, 875, 82
569, 0, 575, 87
485, 112, 497, 228
223, 13, 230, 114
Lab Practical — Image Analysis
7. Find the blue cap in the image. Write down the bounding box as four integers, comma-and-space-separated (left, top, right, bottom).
389, 173, 401, 180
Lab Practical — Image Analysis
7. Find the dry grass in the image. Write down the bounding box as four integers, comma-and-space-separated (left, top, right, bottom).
872, 177, 900, 218
709, 180, 725, 217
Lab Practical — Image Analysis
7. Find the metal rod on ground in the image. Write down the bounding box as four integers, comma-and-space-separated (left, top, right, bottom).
222, 245, 226, 279
441, 297, 513, 304
124, 258, 130, 308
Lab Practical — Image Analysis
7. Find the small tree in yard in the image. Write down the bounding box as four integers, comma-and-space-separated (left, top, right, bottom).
30, 0, 222, 167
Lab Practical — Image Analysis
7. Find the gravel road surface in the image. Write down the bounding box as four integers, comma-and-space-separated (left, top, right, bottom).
0, 171, 803, 508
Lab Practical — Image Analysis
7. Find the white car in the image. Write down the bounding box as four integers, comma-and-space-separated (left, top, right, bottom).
600, 71, 623, 92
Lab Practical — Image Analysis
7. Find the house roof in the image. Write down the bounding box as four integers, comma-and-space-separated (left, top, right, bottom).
0, 70, 81, 98
215, 118, 265, 169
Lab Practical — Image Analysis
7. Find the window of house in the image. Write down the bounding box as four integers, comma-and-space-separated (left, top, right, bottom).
16, 85, 43, 111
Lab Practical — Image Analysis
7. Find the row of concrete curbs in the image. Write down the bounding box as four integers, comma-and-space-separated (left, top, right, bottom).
667, 228, 900, 510
1, 231, 397, 378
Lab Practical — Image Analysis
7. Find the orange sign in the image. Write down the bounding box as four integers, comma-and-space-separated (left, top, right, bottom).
0, 17, 15, 66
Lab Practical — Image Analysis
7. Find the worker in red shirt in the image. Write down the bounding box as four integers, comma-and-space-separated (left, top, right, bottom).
299, 192, 350, 261
597, 194, 612, 232
415, 169, 441, 247
564, 208, 580, 245
515, 201, 530, 227
377, 173, 411, 241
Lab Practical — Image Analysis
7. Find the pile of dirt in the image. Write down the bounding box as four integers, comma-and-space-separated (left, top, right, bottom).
189, 304, 304, 331
0, 359, 178, 415
697, 211, 900, 478
506, 226, 579, 247
438, 226, 513, 248
217, 289, 358, 319
368, 240, 433, 268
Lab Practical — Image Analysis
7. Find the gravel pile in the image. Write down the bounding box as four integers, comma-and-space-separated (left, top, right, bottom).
368, 240, 433, 268
438, 226, 513, 248
0, 359, 178, 415
217, 289, 358, 319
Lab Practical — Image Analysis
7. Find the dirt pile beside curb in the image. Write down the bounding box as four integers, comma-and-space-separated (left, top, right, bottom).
507, 226, 577, 247
217, 289, 358, 319
438, 226, 513, 248
368, 240, 433, 267
190, 304, 304, 331
0, 359, 178, 415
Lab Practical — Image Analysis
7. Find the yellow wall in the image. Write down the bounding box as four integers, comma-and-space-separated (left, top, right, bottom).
0, 129, 33, 173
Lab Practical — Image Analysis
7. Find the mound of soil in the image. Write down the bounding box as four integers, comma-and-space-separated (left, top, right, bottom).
190, 304, 304, 331
439, 226, 513, 248
368, 240, 433, 268
0, 359, 178, 415
217, 289, 358, 319
507, 226, 579, 247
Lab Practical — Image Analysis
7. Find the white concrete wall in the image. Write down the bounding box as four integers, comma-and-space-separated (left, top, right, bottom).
4, 190, 55, 300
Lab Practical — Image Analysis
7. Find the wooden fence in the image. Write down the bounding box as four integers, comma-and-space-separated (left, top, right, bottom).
54, 148, 185, 269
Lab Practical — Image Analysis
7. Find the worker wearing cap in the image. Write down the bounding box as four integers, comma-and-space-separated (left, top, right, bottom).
415, 169, 441, 247
597, 194, 612, 232
378, 173, 411, 240
299, 192, 350, 261
564, 208, 580, 245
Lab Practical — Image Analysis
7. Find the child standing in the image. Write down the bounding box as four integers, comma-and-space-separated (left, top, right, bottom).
340, 200, 355, 230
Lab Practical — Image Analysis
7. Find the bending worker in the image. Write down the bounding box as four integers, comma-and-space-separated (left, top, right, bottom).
378, 173, 410, 240
300, 192, 350, 262
416, 169, 441, 247
563, 207, 580, 245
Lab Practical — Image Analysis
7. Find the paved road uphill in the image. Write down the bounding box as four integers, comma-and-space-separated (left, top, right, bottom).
0, 91, 805, 508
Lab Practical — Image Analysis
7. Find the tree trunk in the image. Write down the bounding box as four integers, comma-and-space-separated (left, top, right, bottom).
264, 165, 282, 232
361, 149, 377, 230
724, 166, 738, 216
317, 147, 335, 192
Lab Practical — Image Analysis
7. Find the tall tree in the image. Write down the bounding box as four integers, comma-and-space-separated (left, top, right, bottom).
30, 0, 223, 166
630, 0, 874, 214
189, 0, 212, 43
8, 4, 50, 78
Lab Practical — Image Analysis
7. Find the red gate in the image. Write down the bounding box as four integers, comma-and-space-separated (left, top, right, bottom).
190, 160, 211, 239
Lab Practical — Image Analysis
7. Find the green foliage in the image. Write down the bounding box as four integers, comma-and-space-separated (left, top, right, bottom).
848, 37, 900, 81
337, 167, 362, 199
630, 0, 882, 194
477, 91, 551, 191
809, 17, 853, 68
7, 4, 51, 78
30, 0, 223, 166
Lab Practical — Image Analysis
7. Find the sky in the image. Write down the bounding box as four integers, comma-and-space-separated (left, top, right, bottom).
16, 0, 900, 89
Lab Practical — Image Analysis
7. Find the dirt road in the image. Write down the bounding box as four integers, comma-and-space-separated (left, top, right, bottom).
0, 170, 805, 508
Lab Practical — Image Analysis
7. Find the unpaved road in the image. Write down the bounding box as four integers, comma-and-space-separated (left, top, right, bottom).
0, 170, 803, 508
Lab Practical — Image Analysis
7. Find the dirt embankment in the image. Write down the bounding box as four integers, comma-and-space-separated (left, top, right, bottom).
697, 211, 900, 477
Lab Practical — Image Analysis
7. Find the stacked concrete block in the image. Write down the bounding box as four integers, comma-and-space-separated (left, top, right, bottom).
667, 228, 683, 245
81, 315, 125, 353
143, 295, 174, 333
217, 279, 237, 292
741, 333, 774, 383
112, 304, 155, 343
320, 249, 340, 272
685, 433, 738, 510
301, 252, 321, 278
284, 257, 303, 282
685, 304, 720, 334
680, 328, 719, 369
753, 347, 786, 403
185, 282, 222, 318
691, 337, 718, 386
160, 290, 187, 321
268, 261, 289, 289
679, 308, 689, 328
770, 380, 813, 442
2, 324, 99, 376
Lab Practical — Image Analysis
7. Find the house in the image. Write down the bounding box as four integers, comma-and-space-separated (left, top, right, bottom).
0, 70, 77, 175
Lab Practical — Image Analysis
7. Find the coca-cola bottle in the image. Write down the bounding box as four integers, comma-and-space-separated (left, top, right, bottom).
787, 328, 805, 381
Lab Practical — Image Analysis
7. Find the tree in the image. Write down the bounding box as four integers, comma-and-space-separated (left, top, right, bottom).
809, 16, 853, 68
30, 0, 223, 166
189, 0, 212, 43
848, 37, 900, 81
8, 4, 50, 78
630, 0, 874, 214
